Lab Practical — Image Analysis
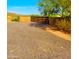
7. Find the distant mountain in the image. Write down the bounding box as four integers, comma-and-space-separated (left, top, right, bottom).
7, 13, 20, 16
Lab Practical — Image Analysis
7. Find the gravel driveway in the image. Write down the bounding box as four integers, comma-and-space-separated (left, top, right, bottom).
8, 22, 71, 59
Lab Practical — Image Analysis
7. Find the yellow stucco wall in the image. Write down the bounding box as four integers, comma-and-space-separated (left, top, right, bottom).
7, 15, 31, 23
19, 16, 31, 23
7, 16, 13, 22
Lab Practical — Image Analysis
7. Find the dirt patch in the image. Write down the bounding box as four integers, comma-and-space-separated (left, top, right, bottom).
45, 27, 71, 41
8, 22, 71, 59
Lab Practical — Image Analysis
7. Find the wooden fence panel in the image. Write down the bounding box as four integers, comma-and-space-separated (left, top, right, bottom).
31, 16, 49, 24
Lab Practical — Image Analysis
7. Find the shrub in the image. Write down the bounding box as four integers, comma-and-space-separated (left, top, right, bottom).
48, 14, 61, 17
56, 19, 71, 32
12, 16, 19, 22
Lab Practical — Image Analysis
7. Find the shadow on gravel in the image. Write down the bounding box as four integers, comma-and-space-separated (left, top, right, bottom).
29, 22, 71, 42
29, 22, 48, 28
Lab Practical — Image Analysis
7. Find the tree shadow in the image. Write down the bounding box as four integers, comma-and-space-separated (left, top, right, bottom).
29, 22, 71, 41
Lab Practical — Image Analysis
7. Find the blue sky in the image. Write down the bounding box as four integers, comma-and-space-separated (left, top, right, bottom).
7, 0, 40, 15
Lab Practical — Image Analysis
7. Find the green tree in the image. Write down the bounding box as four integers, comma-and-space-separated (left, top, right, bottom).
38, 0, 71, 17
59, 0, 71, 16
38, 0, 58, 16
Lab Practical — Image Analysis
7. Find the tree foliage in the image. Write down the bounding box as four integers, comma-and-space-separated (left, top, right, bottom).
38, 0, 71, 17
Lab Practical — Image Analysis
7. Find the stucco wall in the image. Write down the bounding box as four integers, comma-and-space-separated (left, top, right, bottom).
7, 16, 31, 23
19, 16, 31, 22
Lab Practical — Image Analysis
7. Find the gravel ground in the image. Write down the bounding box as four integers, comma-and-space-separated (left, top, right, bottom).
7, 22, 71, 59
